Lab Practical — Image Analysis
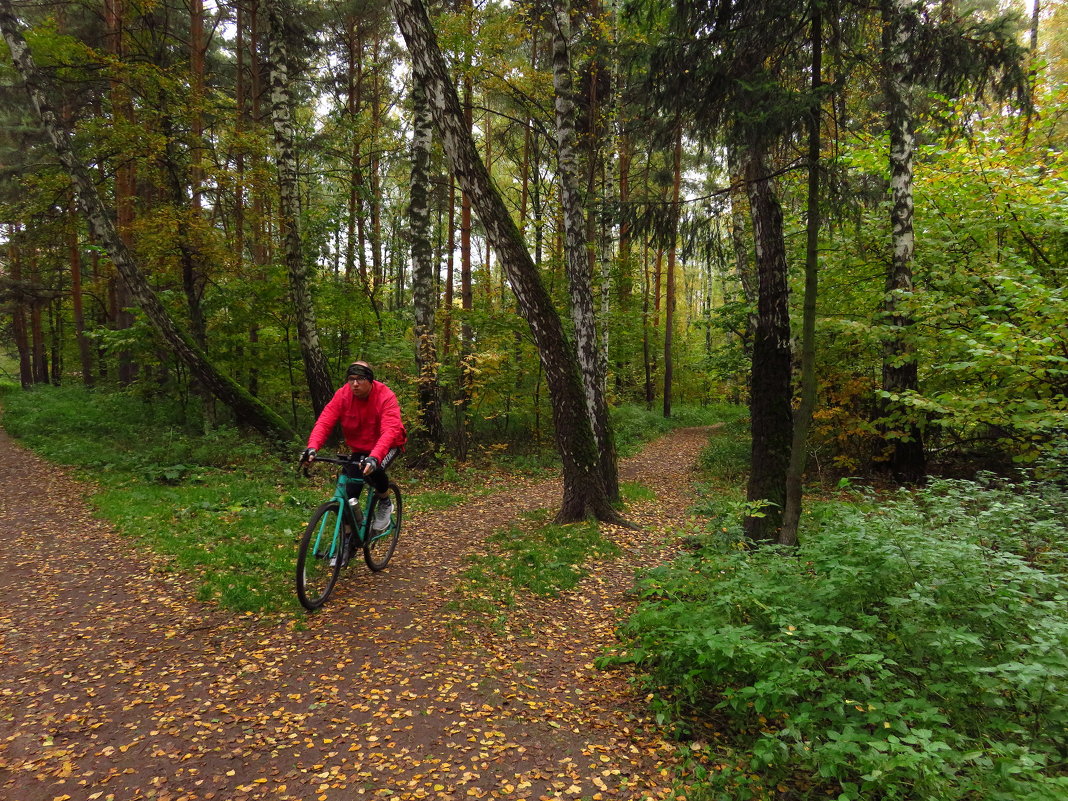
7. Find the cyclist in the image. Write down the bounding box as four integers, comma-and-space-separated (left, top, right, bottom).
301, 361, 407, 536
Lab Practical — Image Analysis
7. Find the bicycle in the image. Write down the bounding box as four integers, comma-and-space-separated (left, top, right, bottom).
295, 454, 402, 610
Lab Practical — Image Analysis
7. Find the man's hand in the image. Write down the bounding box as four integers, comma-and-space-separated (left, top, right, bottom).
361, 456, 379, 476
301, 447, 317, 464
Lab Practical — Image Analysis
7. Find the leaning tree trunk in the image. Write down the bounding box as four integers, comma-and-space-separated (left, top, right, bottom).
879, 0, 926, 483
263, 0, 334, 416
410, 78, 444, 451
744, 143, 793, 542
550, 0, 619, 502
0, 2, 296, 443
391, 0, 625, 525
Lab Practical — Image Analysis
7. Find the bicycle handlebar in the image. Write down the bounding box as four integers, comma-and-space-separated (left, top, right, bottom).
297, 453, 373, 476
302, 454, 352, 466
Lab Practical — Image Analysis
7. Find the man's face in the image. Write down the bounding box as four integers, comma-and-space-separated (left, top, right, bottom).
350, 375, 372, 399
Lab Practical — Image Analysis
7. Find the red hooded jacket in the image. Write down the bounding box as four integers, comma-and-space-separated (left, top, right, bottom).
307, 381, 407, 463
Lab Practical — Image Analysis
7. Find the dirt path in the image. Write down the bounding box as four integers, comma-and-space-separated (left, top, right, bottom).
0, 426, 715, 801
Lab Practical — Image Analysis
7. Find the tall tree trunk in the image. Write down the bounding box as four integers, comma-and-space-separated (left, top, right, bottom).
190, 0, 204, 210
262, 0, 334, 415
410, 78, 444, 450
9, 226, 33, 388
0, 2, 296, 442
184, 0, 208, 351
104, 0, 136, 386
663, 124, 681, 419
1023, 0, 1040, 138
391, 0, 625, 524
550, 0, 619, 502
443, 174, 455, 356
880, 0, 926, 482
728, 144, 757, 372
743, 143, 793, 542
68, 204, 94, 386
781, 7, 822, 546
344, 15, 365, 286
235, 0, 258, 394
642, 241, 653, 407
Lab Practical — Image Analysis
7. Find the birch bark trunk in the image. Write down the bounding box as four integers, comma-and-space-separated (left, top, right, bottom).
410, 78, 444, 450
262, 0, 334, 415
550, 0, 619, 502
879, 0, 926, 482
391, 0, 624, 524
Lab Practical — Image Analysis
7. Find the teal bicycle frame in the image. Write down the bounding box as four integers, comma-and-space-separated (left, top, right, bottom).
312, 459, 368, 559
296, 454, 402, 610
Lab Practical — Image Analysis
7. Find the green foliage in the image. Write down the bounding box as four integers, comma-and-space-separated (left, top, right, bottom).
605, 476, 1068, 800
811, 105, 1068, 472
694, 408, 751, 483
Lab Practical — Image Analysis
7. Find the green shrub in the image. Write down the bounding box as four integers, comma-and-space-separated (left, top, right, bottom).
606, 476, 1068, 800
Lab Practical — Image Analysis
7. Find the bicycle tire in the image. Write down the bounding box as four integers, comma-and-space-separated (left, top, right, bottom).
364, 483, 402, 571
296, 501, 345, 610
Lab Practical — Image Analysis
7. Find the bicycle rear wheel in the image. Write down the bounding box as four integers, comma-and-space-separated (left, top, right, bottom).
364, 483, 402, 571
296, 501, 345, 610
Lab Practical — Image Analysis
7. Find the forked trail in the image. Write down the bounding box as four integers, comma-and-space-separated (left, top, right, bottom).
0, 425, 714, 801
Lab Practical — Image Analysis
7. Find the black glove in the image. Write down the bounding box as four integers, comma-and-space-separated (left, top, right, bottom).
300, 447, 316, 463
361, 456, 379, 473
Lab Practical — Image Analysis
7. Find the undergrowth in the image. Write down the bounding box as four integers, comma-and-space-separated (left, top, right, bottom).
603, 475, 1068, 801
612, 402, 745, 457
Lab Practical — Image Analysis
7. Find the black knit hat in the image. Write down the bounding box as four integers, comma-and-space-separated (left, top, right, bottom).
345, 362, 374, 382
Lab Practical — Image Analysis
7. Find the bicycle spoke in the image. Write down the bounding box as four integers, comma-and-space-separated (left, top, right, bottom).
296, 502, 344, 609
364, 483, 401, 571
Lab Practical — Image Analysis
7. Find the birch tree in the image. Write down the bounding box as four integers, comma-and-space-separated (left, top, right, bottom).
879, 0, 926, 483
550, 0, 619, 503
410, 78, 444, 451
0, 0, 296, 442
262, 0, 334, 415
390, 0, 625, 524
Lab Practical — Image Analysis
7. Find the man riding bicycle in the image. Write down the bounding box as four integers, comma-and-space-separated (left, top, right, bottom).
301, 361, 407, 533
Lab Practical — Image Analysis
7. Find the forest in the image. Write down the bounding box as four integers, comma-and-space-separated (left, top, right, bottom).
0, 0, 1066, 799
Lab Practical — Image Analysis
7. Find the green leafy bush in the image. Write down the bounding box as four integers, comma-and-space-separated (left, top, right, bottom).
606, 477, 1068, 800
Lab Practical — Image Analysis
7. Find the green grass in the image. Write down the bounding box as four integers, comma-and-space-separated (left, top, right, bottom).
620, 480, 656, 504
1, 385, 348, 613
405, 489, 468, 512
448, 509, 621, 632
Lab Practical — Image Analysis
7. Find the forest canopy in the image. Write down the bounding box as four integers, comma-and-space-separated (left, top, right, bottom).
0, 0, 1065, 510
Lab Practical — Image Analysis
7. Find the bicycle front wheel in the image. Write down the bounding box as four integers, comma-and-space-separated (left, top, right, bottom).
296, 501, 344, 610
364, 483, 402, 571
